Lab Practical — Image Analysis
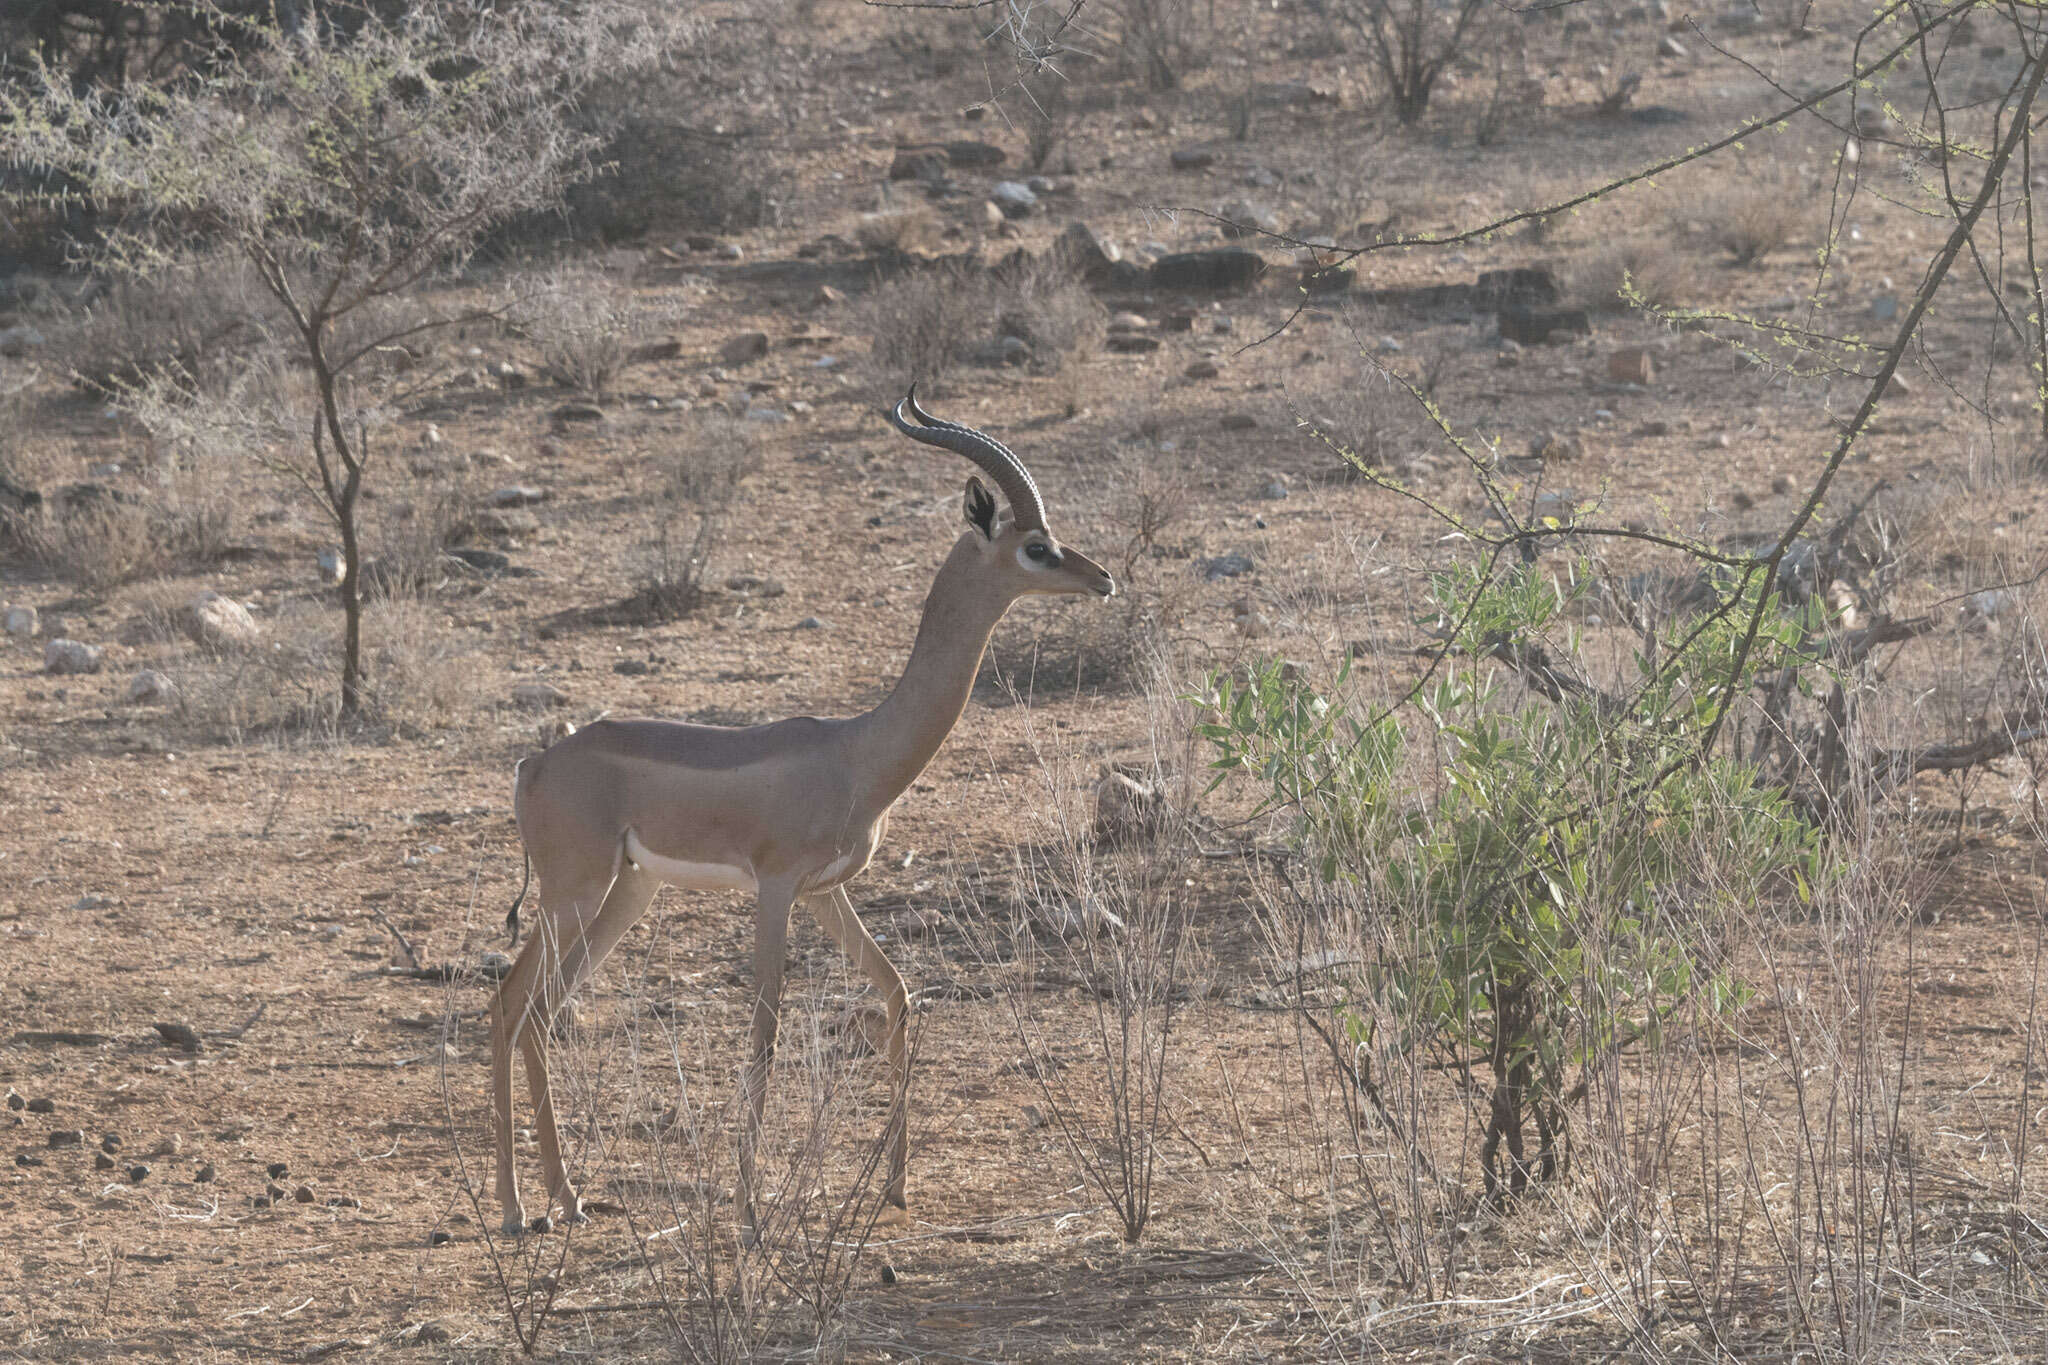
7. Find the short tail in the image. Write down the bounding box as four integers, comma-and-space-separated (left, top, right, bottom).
505, 851, 531, 947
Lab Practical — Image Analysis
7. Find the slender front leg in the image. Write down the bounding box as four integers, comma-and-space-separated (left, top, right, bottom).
809, 884, 911, 1210
491, 918, 561, 1237
739, 879, 797, 1246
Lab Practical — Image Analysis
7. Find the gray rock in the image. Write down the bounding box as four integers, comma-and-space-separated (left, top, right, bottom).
1869, 293, 1899, 322
1026, 176, 1056, 195
1055, 221, 1121, 283
0, 324, 45, 357
1218, 199, 1280, 240
476, 507, 540, 537
1259, 480, 1290, 500
1170, 146, 1217, 170
1105, 332, 1161, 353
44, 639, 104, 674
998, 335, 1032, 366
1185, 358, 1221, 380
720, 331, 770, 365
1220, 412, 1258, 431
489, 485, 550, 508
1200, 553, 1255, 580
1658, 34, 1688, 57
126, 670, 176, 704
183, 591, 261, 650
512, 682, 569, 710
1152, 249, 1266, 290
3, 604, 37, 637
796, 616, 826, 630
991, 181, 1038, 218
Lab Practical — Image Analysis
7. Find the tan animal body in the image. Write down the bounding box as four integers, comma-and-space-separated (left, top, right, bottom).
490, 392, 1115, 1238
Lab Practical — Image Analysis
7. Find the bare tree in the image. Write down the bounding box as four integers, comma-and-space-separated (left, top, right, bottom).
1332, 0, 1497, 125
5, 0, 677, 717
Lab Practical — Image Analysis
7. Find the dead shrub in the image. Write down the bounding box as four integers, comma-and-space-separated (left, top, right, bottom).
1567, 233, 1698, 312
366, 593, 485, 731
367, 475, 475, 599
12, 486, 172, 591
513, 264, 680, 394
1704, 170, 1809, 266
59, 254, 266, 398
863, 259, 1104, 394
631, 413, 760, 619
853, 207, 941, 257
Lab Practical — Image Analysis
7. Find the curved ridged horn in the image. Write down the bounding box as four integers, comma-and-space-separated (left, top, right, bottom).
884, 386, 1047, 533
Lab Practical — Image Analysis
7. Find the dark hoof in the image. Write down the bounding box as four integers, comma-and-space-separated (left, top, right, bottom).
528, 1215, 553, 1235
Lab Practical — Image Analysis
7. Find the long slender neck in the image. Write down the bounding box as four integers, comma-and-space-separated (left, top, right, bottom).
853, 536, 1010, 807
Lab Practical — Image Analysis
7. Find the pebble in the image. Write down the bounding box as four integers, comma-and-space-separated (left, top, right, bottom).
44, 639, 105, 675
1259, 481, 1290, 500
1200, 553, 1255, 580
3, 605, 37, 637
428, 1230, 452, 1246
267, 1161, 290, 1179
295, 1184, 316, 1204
48, 1130, 83, 1148
94, 1152, 116, 1171
128, 1165, 150, 1183
100, 1133, 121, 1153
26, 1097, 52, 1114
196, 1163, 217, 1183
797, 616, 826, 630
16, 1154, 43, 1168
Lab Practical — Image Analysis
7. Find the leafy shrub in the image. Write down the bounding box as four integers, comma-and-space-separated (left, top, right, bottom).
1198, 562, 1825, 1198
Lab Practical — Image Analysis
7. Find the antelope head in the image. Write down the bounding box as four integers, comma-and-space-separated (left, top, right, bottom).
886, 389, 1116, 601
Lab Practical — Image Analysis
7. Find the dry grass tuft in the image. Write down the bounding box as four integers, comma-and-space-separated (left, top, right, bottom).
1567, 233, 1699, 312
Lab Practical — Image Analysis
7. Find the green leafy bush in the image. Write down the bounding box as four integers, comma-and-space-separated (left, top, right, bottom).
1198, 562, 1827, 1198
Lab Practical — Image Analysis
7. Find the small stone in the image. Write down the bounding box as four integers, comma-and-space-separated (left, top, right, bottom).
26, 1097, 54, 1114
512, 682, 570, 711
1200, 553, 1255, 580
1607, 348, 1656, 384
48, 1130, 83, 1148
1531, 432, 1582, 462
1883, 372, 1910, 397
720, 332, 771, 365
1220, 413, 1258, 432
16, 1154, 43, 1168
267, 1161, 290, 1180
488, 486, 549, 508
990, 181, 1038, 218
1870, 293, 1899, 322
428, 1230, 452, 1246
796, 616, 826, 630
1185, 359, 1221, 380
551, 402, 606, 426
1110, 312, 1150, 331
1259, 480, 1290, 500
1105, 332, 1162, 353
196, 1163, 217, 1183
613, 658, 651, 676
724, 575, 787, 598
4, 1091, 21, 1110
183, 592, 261, 650
1711, 432, 1732, 449
266, 1182, 287, 1201
1771, 474, 1794, 494
74, 893, 118, 910
294, 1184, 316, 1204
1170, 146, 1216, 170
126, 670, 176, 705
252, 1195, 272, 1209
718, 243, 744, 261
529, 1215, 554, 1235
128, 1165, 150, 1183
3, 605, 37, 637
94, 1152, 116, 1171
1658, 34, 1688, 57
100, 1134, 121, 1153
43, 639, 104, 675
815, 285, 846, 307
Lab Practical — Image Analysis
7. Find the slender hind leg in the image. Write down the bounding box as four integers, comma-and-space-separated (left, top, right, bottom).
739, 879, 798, 1246
808, 884, 911, 1210
526, 859, 663, 1225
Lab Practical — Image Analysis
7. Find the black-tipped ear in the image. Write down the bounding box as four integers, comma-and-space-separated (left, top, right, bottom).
963, 476, 998, 540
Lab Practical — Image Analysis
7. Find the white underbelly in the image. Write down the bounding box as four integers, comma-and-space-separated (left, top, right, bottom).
624, 829, 757, 894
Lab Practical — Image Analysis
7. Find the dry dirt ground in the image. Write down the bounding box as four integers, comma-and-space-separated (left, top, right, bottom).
5, 0, 2048, 1359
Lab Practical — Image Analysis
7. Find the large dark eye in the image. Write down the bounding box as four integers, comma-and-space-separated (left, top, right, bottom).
1025, 542, 1051, 562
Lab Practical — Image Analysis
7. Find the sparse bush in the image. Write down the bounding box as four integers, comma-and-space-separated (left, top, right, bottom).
1201, 563, 1823, 1197
863, 259, 1103, 394
1567, 232, 1698, 311
58, 254, 267, 398
367, 475, 475, 600
1104, 0, 1210, 90
632, 414, 760, 619
513, 264, 678, 394
853, 206, 941, 257
12, 486, 170, 591
1330, 0, 1500, 124
1706, 169, 1809, 266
